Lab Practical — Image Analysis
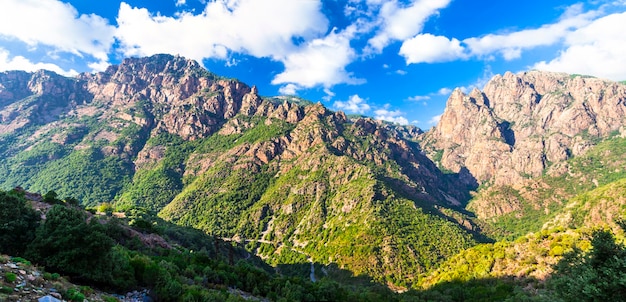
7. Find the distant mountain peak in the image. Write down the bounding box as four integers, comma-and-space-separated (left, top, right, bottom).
422, 70, 626, 186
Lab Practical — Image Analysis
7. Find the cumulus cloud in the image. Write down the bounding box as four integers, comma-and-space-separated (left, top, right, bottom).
463, 4, 598, 60
0, 49, 78, 76
278, 84, 299, 95
334, 94, 371, 114
115, 1, 368, 89
400, 34, 466, 63
374, 108, 409, 125
533, 11, 626, 81
116, 1, 327, 61
437, 87, 452, 95
367, 0, 451, 53
428, 113, 442, 125
271, 27, 364, 88
0, 0, 114, 65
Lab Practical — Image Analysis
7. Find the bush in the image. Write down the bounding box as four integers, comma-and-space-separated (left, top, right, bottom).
4, 272, 17, 282
25, 205, 136, 288
550, 229, 626, 301
64, 288, 86, 302
0, 191, 41, 255
0, 286, 13, 294
97, 202, 114, 214
11, 257, 31, 265
43, 272, 61, 280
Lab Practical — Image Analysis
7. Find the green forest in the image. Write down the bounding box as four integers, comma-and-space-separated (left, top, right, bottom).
2, 188, 626, 301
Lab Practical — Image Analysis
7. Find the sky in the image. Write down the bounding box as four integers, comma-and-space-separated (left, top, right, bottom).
1, 0, 625, 128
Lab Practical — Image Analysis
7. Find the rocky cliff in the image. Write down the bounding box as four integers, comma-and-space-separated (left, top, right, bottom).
422, 71, 626, 186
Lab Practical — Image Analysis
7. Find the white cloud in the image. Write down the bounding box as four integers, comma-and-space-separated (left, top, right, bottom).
0, 49, 78, 76
116, 0, 328, 62
428, 113, 442, 125
271, 27, 364, 88
399, 34, 467, 64
116, 1, 367, 89
175, 0, 186, 7
395, 69, 407, 75
374, 108, 409, 125
367, 0, 451, 53
334, 94, 371, 114
0, 0, 114, 63
322, 88, 335, 102
408, 95, 430, 101
533, 11, 626, 81
400, 33, 467, 63
437, 87, 452, 95
463, 4, 598, 60
278, 84, 299, 95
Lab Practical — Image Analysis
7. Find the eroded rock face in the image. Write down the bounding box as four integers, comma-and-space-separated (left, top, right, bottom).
423, 71, 626, 186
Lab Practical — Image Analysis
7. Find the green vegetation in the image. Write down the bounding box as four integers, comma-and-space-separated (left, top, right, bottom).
473, 136, 626, 239
0, 189, 409, 301
25, 205, 134, 288
4, 272, 16, 283
549, 228, 626, 301
26, 147, 133, 206
569, 74, 596, 79
0, 190, 41, 255
117, 115, 294, 212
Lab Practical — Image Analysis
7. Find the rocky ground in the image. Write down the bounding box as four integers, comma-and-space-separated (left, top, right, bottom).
0, 255, 151, 302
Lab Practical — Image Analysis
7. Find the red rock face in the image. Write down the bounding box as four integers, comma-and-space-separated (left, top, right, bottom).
423, 71, 626, 186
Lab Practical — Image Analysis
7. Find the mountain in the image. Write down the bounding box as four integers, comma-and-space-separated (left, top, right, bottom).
419, 71, 626, 237
3, 54, 626, 297
421, 71, 626, 186
0, 54, 478, 289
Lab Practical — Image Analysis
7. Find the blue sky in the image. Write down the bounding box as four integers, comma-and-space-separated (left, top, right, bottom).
1, 0, 625, 128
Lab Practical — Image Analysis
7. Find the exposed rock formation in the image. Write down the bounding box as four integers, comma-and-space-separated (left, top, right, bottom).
422, 71, 626, 186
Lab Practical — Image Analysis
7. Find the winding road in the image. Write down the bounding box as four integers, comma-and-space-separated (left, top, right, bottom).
220, 236, 318, 282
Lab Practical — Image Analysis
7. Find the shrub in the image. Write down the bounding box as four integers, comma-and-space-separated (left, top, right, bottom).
65, 288, 86, 302
0, 286, 13, 294
4, 272, 17, 283
0, 191, 41, 255
43, 272, 61, 280
11, 257, 31, 265
97, 202, 114, 214
25, 205, 132, 288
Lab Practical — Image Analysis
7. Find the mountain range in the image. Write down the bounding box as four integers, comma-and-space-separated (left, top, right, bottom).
1, 54, 626, 298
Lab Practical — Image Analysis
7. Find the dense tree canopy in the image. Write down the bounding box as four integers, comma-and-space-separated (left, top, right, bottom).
0, 190, 40, 255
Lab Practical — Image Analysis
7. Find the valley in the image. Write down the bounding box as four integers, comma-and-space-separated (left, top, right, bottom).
1, 54, 626, 301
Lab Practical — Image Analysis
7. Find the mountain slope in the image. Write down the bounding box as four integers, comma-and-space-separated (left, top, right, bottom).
0, 54, 477, 289
3, 55, 626, 293
421, 71, 626, 186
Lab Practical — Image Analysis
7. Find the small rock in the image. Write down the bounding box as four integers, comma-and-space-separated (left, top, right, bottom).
19, 269, 26, 275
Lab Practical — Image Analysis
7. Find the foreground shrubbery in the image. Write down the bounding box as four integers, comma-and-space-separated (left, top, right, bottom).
0, 189, 399, 301
3, 187, 626, 301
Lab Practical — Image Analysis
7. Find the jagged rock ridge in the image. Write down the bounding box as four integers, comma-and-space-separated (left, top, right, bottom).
422, 71, 626, 186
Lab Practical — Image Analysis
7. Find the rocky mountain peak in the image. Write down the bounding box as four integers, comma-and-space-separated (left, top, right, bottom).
423, 70, 626, 186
